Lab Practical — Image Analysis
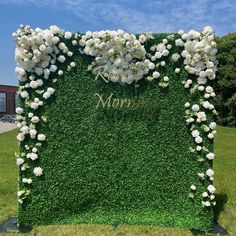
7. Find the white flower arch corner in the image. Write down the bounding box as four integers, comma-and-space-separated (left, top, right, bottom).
14, 25, 217, 207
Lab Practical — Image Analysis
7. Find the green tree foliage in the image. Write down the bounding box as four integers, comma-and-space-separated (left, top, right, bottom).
215, 33, 236, 126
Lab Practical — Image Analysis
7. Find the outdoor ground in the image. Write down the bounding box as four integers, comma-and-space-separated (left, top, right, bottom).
0, 126, 235, 236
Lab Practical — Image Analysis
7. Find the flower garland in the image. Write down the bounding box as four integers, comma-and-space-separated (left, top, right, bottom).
14, 25, 217, 207
177, 27, 217, 207
13, 25, 76, 203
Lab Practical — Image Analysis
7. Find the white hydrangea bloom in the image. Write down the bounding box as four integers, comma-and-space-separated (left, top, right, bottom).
16, 158, 24, 165
206, 152, 215, 160
37, 134, 46, 141
206, 168, 214, 177
190, 185, 196, 191
207, 185, 216, 194
33, 167, 43, 176
191, 130, 200, 138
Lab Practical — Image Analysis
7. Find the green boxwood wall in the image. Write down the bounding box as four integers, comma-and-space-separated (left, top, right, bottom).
18, 33, 214, 230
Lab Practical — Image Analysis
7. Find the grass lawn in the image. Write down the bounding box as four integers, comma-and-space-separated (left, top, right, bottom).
0, 126, 235, 236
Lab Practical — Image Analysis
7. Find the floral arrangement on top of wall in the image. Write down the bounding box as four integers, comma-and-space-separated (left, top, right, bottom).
13, 25, 217, 208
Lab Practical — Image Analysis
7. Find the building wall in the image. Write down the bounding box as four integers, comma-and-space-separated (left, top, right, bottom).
0, 85, 18, 115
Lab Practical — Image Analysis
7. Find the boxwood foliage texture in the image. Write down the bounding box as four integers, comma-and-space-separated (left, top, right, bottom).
18, 33, 214, 230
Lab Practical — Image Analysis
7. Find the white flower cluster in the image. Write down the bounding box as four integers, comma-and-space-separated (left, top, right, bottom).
79, 30, 155, 84
181, 26, 217, 208
13, 25, 73, 204
14, 25, 217, 208
186, 101, 217, 206
147, 37, 180, 87
176, 26, 217, 86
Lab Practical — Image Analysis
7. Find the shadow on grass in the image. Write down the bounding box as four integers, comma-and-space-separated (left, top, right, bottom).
191, 193, 228, 235
214, 193, 228, 222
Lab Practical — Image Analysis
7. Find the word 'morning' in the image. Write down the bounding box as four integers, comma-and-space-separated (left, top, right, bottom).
95, 93, 158, 109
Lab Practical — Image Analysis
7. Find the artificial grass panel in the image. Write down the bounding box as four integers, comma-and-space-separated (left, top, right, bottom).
18, 34, 214, 230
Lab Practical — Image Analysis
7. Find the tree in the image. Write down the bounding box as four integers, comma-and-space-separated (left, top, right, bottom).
215, 33, 236, 126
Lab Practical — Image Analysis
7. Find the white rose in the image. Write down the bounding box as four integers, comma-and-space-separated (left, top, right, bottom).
190, 185, 196, 191
58, 55, 66, 63
17, 190, 25, 197
29, 81, 38, 89
171, 53, 180, 62
198, 86, 204, 91
65, 31, 72, 39
162, 49, 169, 56
205, 86, 213, 93
72, 40, 77, 46
162, 38, 168, 44
195, 136, 202, 144
202, 101, 210, 109
210, 195, 215, 200
178, 29, 184, 35
208, 133, 214, 139
16, 107, 23, 114
207, 185, 216, 194
38, 134, 46, 141
197, 77, 207, 85
28, 113, 33, 118
43, 92, 51, 99
58, 70, 63, 76
163, 76, 169, 82
184, 102, 190, 108
20, 90, 29, 99
191, 130, 200, 138
30, 102, 39, 110
196, 146, 202, 151
30, 153, 38, 160
160, 61, 166, 66
175, 68, 180, 73
37, 79, 44, 87
32, 147, 38, 153
39, 44, 47, 52
209, 122, 217, 130
17, 133, 25, 142
16, 158, 24, 165
197, 111, 206, 121
203, 126, 210, 132
148, 63, 155, 70
33, 167, 43, 176
192, 104, 200, 112
20, 125, 29, 134
212, 130, 217, 135
50, 65, 57, 72
15, 67, 26, 77
175, 38, 184, 46
70, 62, 76, 67
206, 152, 215, 160
206, 169, 214, 177
155, 52, 162, 59
47, 87, 55, 94
202, 192, 208, 197
138, 34, 146, 43
153, 71, 160, 79
30, 129, 37, 138
52, 36, 60, 44
31, 116, 39, 123
27, 179, 32, 184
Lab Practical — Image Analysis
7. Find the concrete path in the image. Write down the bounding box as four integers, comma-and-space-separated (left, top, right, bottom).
0, 121, 17, 134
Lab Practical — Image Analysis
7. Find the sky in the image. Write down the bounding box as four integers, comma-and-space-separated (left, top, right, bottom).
0, 0, 236, 86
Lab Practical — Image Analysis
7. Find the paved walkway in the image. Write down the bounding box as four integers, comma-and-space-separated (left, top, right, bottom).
0, 121, 17, 134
